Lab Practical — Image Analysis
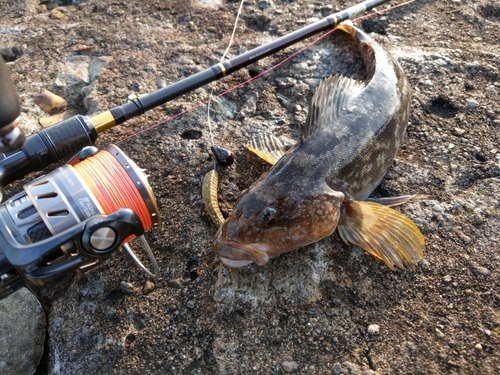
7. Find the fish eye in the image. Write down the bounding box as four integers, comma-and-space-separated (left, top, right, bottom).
259, 207, 278, 226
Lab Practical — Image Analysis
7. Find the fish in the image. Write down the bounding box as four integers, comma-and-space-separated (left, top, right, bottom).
212, 23, 424, 271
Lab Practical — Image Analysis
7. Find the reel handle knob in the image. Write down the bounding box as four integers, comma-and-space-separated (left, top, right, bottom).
80, 209, 145, 257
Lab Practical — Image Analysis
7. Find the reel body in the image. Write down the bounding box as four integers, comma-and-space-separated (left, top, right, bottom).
0, 145, 160, 299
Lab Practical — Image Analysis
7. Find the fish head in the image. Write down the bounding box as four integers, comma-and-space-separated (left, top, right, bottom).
213, 183, 345, 268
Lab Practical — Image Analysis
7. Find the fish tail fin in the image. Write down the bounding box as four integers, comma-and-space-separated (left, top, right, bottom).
337, 201, 424, 270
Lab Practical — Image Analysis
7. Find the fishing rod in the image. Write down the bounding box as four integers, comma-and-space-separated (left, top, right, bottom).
0, 0, 391, 194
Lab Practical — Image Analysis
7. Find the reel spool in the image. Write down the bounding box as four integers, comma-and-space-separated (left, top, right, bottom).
0, 145, 160, 299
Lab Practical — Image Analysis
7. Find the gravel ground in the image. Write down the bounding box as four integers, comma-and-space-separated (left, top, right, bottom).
1, 0, 499, 374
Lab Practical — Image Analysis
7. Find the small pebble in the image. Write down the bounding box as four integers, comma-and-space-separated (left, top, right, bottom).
367, 324, 380, 335
156, 78, 167, 89
305, 310, 317, 316
50, 9, 65, 19
142, 280, 155, 295
39, 109, 78, 128
34, 88, 68, 114
443, 275, 452, 283
281, 361, 299, 373
186, 301, 195, 309
120, 281, 134, 292
257, 0, 273, 10
241, 90, 259, 114
332, 363, 342, 374
452, 127, 466, 136
436, 328, 444, 338
474, 343, 483, 351
53, 317, 64, 329
473, 266, 491, 276
306, 17, 320, 23
167, 279, 182, 288
466, 99, 478, 110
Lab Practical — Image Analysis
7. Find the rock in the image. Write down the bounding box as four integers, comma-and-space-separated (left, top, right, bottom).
472, 265, 491, 276
0, 288, 46, 375
257, 0, 273, 10
281, 360, 299, 373
120, 281, 134, 292
38, 109, 78, 127
474, 343, 483, 351
167, 279, 182, 288
0, 47, 21, 62
451, 127, 466, 136
52, 316, 64, 329
34, 88, 68, 114
50, 8, 66, 19
241, 90, 259, 115
186, 300, 195, 309
83, 96, 100, 116
435, 328, 444, 338
156, 78, 167, 89
306, 17, 320, 24
333, 362, 342, 374
57, 55, 91, 85
20, 0, 46, 15
466, 99, 479, 110
89, 56, 112, 82
367, 324, 380, 335
142, 280, 155, 295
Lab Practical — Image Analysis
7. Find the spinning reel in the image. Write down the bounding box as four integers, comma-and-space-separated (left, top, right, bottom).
0, 144, 161, 299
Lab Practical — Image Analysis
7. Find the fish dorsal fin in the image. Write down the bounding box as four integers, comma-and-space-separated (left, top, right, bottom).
337, 201, 425, 270
303, 75, 365, 139
246, 133, 289, 166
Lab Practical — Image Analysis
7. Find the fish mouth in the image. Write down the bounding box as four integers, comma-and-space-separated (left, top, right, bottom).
213, 234, 270, 268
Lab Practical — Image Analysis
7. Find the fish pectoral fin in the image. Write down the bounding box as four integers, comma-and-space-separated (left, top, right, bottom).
337, 201, 425, 271
246, 133, 288, 166
366, 194, 416, 207
303, 75, 365, 138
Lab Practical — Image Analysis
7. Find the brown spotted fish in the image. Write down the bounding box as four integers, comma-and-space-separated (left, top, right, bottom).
213, 23, 424, 270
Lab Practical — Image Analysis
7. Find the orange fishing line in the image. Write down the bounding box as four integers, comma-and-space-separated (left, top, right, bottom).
72, 150, 152, 236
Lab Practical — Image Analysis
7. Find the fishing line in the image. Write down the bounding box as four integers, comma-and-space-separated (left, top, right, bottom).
116, 0, 413, 145
72, 148, 156, 235
207, 0, 246, 168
